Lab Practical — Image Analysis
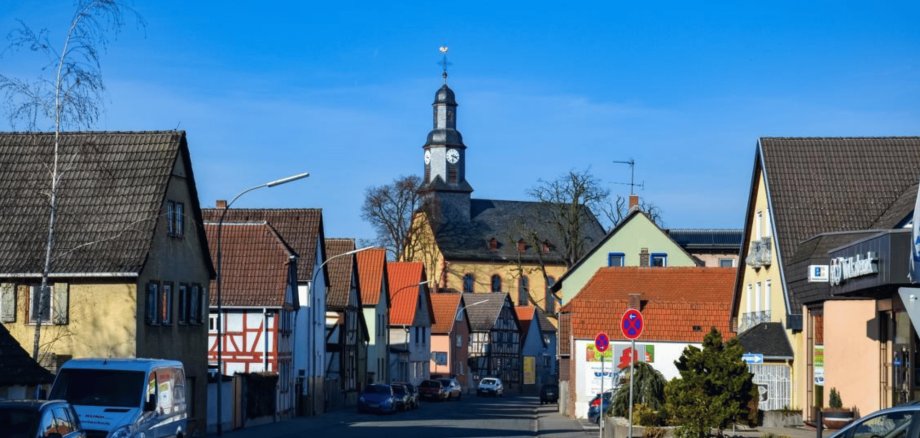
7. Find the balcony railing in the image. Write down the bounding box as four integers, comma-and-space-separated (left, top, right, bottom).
738, 310, 772, 333
745, 237, 773, 269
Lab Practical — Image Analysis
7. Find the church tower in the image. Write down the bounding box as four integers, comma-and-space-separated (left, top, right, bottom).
418, 56, 473, 222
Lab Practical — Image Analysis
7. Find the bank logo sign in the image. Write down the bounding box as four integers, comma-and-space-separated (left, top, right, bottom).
829, 252, 878, 286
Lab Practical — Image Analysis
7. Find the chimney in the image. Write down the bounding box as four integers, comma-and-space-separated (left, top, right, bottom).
216, 199, 228, 209
628, 293, 642, 310
628, 194, 639, 209
639, 248, 650, 267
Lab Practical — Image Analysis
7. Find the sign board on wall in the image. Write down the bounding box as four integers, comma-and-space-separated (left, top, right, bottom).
814, 345, 824, 386
586, 344, 614, 362
584, 361, 619, 396
808, 265, 829, 283
524, 356, 535, 385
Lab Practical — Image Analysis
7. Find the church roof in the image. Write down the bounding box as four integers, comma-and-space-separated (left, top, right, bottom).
430, 198, 606, 264
435, 84, 456, 105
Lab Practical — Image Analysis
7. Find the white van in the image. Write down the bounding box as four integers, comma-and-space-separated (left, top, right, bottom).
50, 358, 188, 438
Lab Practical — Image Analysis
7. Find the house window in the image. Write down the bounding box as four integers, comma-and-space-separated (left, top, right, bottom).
462, 274, 475, 293
608, 252, 625, 267
160, 282, 173, 325
650, 253, 668, 267
755, 282, 762, 312
29, 285, 52, 324
545, 277, 556, 314
167, 201, 185, 238
456, 335, 462, 347
209, 315, 216, 331
178, 284, 189, 324
518, 276, 529, 306
719, 258, 734, 268
146, 281, 160, 325
491, 275, 502, 292
756, 210, 763, 240
765, 280, 772, 314
190, 284, 202, 325
746, 284, 752, 314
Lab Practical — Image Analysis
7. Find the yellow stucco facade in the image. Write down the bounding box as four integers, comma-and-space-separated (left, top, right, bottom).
736, 170, 803, 411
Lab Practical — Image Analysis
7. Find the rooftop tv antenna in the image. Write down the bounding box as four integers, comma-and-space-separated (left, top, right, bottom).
612, 159, 644, 195
438, 46, 451, 83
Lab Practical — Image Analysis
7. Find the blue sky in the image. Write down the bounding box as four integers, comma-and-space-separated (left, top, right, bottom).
3, 1, 920, 240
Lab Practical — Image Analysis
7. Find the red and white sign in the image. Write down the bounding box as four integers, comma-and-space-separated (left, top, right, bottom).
621, 309, 644, 340
594, 332, 610, 352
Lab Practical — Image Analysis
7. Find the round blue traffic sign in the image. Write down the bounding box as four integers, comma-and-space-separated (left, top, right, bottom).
621, 309, 644, 340
595, 332, 610, 352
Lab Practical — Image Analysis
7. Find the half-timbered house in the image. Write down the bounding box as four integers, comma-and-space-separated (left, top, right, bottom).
324, 238, 367, 408
464, 292, 521, 392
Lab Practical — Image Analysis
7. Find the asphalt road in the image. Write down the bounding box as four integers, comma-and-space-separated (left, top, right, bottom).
220, 394, 592, 438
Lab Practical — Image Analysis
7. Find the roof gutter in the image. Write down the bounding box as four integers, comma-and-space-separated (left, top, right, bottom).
0, 272, 138, 278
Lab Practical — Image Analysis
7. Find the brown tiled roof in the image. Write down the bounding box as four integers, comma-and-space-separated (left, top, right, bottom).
0, 322, 53, 385
356, 248, 387, 306
0, 131, 213, 277
325, 238, 356, 310
430, 293, 462, 334
202, 208, 324, 283
387, 262, 431, 326
733, 137, 920, 317
562, 267, 734, 342
205, 222, 296, 308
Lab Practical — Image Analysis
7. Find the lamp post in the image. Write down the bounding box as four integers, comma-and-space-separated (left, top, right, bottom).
306, 245, 374, 415
214, 172, 308, 436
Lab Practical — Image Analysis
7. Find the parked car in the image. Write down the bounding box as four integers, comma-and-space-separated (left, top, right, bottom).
418, 379, 449, 401
394, 382, 420, 409
830, 403, 919, 438
0, 400, 85, 438
587, 391, 614, 424
540, 383, 559, 404
50, 358, 186, 438
439, 378, 462, 400
477, 377, 504, 397
358, 384, 398, 414
391, 384, 411, 411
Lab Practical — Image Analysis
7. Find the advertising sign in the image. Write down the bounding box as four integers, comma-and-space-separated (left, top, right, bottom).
584, 361, 619, 395
586, 344, 614, 362
524, 356, 536, 385
613, 344, 654, 369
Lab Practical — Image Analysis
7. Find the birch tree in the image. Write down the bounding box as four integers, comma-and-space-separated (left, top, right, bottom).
0, 0, 142, 361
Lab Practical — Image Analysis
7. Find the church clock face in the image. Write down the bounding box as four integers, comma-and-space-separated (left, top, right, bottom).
446, 148, 460, 164
424, 150, 431, 165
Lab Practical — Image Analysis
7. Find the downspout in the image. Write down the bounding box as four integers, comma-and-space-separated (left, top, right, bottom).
264, 308, 270, 370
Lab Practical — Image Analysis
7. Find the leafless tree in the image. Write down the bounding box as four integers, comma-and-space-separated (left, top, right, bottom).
0, 0, 142, 361
361, 175, 425, 261
601, 194, 665, 229
527, 169, 610, 267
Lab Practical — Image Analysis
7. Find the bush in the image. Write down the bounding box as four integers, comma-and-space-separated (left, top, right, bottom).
614, 362, 667, 414
634, 403, 667, 427
643, 426, 668, 438
828, 388, 843, 409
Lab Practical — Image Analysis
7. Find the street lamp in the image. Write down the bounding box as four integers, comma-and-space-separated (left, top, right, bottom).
214, 171, 309, 436
306, 245, 374, 415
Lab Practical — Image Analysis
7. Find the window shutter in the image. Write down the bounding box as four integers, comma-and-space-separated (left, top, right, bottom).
53, 283, 69, 325
1, 283, 16, 322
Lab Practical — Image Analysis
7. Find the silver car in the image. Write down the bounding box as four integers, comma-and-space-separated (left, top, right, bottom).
830, 403, 918, 438
477, 377, 504, 397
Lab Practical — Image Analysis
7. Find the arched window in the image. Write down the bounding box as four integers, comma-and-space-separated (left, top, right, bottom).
462, 274, 475, 293
518, 276, 530, 306
491, 275, 502, 292
545, 276, 556, 314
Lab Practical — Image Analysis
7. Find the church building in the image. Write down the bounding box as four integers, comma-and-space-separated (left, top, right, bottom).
408, 71, 605, 319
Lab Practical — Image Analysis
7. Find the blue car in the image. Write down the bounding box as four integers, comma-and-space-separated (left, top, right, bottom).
587, 391, 614, 424
358, 384, 398, 414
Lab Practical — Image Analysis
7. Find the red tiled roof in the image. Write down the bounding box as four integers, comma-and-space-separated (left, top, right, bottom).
562, 267, 734, 343
325, 238, 356, 310
515, 306, 536, 338
430, 293, 462, 334
387, 261, 427, 326
356, 248, 387, 306
205, 222, 295, 308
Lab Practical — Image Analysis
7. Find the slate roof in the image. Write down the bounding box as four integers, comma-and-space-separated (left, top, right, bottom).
356, 248, 388, 307
325, 238, 356, 311
0, 131, 213, 277
666, 229, 743, 251
786, 231, 879, 307
202, 208, 324, 283
462, 292, 513, 332
733, 137, 920, 317
561, 267, 734, 342
431, 199, 606, 264
387, 261, 433, 326
736, 322, 794, 359
0, 323, 53, 386
205, 222, 296, 308
430, 292, 463, 334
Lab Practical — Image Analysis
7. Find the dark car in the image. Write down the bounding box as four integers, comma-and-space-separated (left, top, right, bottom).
439, 378, 462, 400
394, 382, 420, 409
358, 384, 398, 414
418, 379, 448, 401
540, 383, 559, 405
0, 399, 85, 438
391, 384, 411, 411
587, 391, 614, 424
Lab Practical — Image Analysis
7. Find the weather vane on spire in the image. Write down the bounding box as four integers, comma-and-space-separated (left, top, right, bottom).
438, 46, 451, 83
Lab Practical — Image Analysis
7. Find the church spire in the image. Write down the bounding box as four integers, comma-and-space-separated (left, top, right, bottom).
439, 46, 451, 84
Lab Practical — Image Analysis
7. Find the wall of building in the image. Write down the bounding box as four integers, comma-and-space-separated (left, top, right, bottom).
443, 260, 566, 311
694, 253, 739, 268
560, 214, 697, 304
824, 299, 880, 416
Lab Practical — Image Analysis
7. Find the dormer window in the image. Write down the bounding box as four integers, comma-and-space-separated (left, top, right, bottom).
488, 237, 499, 251
517, 239, 527, 252
541, 241, 551, 254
